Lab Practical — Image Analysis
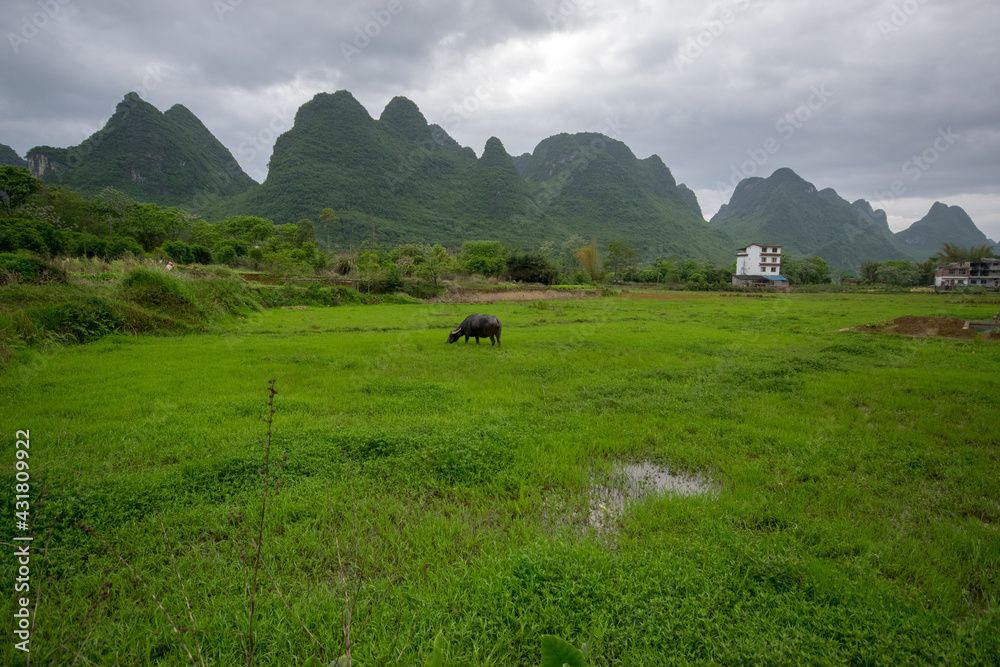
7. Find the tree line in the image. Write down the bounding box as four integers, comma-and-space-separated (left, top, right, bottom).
6, 164, 992, 292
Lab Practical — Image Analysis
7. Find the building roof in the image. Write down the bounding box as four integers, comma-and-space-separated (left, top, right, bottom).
734, 274, 789, 282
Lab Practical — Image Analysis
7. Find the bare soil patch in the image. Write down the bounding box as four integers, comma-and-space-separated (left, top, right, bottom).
854, 316, 998, 340
622, 292, 708, 302
429, 288, 602, 304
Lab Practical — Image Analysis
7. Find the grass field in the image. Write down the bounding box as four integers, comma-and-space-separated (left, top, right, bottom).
3, 291, 999, 665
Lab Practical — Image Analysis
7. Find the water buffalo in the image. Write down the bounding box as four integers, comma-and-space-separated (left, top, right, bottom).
448, 314, 502, 348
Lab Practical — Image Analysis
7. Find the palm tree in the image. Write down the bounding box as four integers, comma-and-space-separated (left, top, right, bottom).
935, 242, 997, 264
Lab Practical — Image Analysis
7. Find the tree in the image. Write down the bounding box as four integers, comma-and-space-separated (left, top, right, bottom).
573, 238, 602, 282
935, 242, 996, 264
358, 250, 380, 293
95, 187, 135, 241
319, 208, 339, 225
461, 240, 508, 277
605, 240, 638, 283
416, 244, 452, 286
507, 251, 558, 284
189, 220, 221, 248
294, 218, 316, 247
0, 166, 39, 213
279, 223, 299, 248
222, 215, 274, 243
799, 256, 831, 284
859, 260, 880, 284
121, 203, 186, 251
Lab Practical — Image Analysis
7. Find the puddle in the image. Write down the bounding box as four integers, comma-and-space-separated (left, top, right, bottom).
588, 462, 717, 530
966, 321, 996, 334
543, 461, 718, 534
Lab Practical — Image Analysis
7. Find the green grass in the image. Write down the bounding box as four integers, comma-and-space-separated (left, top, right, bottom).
2, 291, 999, 665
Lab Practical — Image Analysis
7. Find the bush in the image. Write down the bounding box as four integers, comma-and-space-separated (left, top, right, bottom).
160, 240, 195, 264
372, 262, 403, 293
118, 267, 197, 309
107, 236, 144, 258
0, 252, 63, 283
403, 280, 445, 299
66, 232, 143, 259
29, 297, 121, 343
461, 240, 508, 277
507, 251, 559, 284
0, 219, 48, 254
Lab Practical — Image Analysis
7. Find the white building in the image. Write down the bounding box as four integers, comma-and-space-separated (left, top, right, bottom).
732, 243, 788, 287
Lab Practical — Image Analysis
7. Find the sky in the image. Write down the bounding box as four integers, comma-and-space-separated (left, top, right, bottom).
2, 0, 999, 241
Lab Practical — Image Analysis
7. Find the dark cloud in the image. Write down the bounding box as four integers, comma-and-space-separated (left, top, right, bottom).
2, 0, 998, 237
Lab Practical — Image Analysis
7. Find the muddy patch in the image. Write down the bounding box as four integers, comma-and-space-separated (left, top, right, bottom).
853, 316, 998, 340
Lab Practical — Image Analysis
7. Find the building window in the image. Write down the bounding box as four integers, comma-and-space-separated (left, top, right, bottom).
771, 267, 776, 273
949, 269, 956, 274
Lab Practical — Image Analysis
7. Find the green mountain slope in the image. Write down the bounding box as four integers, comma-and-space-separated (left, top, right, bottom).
217, 92, 729, 260
851, 199, 895, 240
25, 93, 256, 207
0, 144, 27, 168
894, 202, 992, 260
518, 132, 730, 261
709, 168, 906, 270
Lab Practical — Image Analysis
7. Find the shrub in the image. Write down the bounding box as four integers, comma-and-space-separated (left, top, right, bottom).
0, 252, 63, 283
160, 240, 195, 264
507, 251, 559, 284
461, 240, 508, 277
118, 267, 197, 309
0, 219, 49, 254
107, 236, 144, 258
28, 297, 121, 343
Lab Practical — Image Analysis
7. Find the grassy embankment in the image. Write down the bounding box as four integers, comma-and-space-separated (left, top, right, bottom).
2, 287, 999, 665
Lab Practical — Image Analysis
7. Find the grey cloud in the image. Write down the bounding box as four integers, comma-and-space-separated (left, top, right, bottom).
1, 0, 997, 237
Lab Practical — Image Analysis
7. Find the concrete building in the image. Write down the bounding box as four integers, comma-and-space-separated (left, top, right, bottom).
732, 243, 788, 288
935, 258, 1000, 290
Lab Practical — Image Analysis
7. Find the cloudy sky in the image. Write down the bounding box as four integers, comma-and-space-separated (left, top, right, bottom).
3, 0, 999, 240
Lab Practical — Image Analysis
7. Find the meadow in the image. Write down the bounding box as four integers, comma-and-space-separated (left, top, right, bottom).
2, 290, 999, 665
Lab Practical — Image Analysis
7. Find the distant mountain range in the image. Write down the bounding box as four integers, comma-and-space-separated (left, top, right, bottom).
6, 91, 997, 269
23, 93, 255, 207
709, 168, 997, 268
207, 90, 731, 261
